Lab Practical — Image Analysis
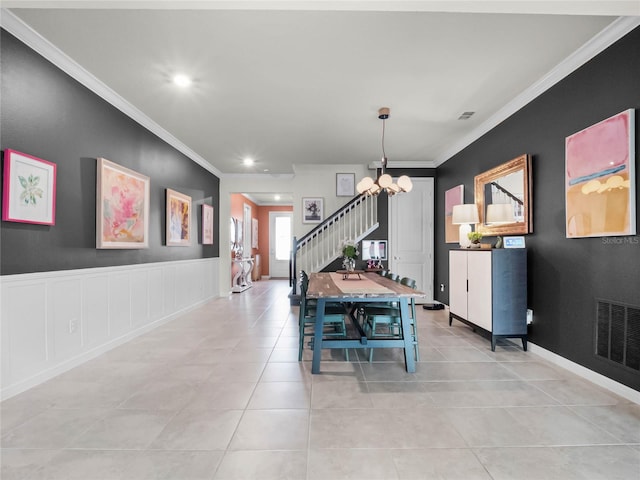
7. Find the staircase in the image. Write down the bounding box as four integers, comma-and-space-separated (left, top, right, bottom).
290, 194, 379, 297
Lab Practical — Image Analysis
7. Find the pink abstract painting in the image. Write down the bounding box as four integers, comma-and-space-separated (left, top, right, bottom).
445, 185, 464, 243
166, 188, 192, 246
566, 109, 635, 238
97, 158, 149, 248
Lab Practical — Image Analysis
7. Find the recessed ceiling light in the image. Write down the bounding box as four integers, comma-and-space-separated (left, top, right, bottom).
243, 157, 254, 166
173, 74, 192, 88
275, 195, 281, 200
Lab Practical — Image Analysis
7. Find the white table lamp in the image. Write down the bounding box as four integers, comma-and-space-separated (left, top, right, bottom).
452, 204, 479, 248
486, 203, 516, 248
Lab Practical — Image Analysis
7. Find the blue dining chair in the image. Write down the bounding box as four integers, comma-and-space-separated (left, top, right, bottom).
384, 272, 399, 282
363, 276, 419, 362
298, 272, 349, 361
357, 271, 401, 319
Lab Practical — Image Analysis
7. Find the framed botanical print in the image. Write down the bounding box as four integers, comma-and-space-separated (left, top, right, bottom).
96, 157, 149, 248
166, 188, 192, 246
302, 197, 323, 224
3, 149, 57, 225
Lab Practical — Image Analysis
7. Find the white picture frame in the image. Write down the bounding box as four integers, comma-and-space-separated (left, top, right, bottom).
336, 173, 355, 197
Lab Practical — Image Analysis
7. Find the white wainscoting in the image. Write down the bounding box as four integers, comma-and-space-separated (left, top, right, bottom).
1, 258, 219, 401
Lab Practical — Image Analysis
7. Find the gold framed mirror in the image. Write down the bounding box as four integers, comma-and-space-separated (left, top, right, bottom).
474, 154, 532, 236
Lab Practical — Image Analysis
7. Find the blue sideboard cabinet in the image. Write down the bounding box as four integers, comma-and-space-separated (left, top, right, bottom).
449, 249, 527, 351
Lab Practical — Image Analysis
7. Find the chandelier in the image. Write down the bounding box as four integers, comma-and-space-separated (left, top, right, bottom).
356, 107, 413, 196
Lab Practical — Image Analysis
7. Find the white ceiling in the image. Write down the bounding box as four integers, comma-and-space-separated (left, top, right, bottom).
3, 2, 639, 206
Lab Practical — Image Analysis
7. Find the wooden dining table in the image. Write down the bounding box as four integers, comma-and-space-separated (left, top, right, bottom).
305, 272, 427, 374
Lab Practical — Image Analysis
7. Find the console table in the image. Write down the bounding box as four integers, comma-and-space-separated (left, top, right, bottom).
232, 257, 254, 293
449, 249, 527, 350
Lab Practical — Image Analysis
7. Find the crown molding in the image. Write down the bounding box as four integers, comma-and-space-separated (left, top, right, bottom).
3, 1, 639, 16
242, 193, 293, 206
249, 202, 294, 207
433, 15, 640, 167
0, 8, 223, 178
366, 160, 437, 170
223, 173, 295, 180
386, 160, 437, 169
292, 163, 366, 174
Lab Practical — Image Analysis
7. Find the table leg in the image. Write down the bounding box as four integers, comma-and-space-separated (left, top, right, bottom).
399, 298, 416, 373
244, 260, 253, 286
232, 267, 242, 288
311, 298, 325, 374
239, 261, 248, 287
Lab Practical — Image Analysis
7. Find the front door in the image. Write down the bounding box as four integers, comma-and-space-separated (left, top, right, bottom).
269, 211, 292, 278
389, 177, 434, 302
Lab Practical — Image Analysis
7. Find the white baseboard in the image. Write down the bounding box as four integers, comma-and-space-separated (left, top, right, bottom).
526, 341, 640, 405
443, 304, 639, 404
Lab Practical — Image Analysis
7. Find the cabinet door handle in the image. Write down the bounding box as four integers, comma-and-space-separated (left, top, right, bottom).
466, 279, 469, 292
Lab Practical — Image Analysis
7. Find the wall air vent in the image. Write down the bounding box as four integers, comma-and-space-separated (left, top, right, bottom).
458, 111, 475, 120
595, 299, 640, 371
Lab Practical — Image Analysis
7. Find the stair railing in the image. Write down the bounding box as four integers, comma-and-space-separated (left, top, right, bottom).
290, 194, 379, 294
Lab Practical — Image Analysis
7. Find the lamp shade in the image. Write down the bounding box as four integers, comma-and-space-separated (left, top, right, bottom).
357, 177, 375, 194
397, 175, 413, 192
486, 203, 515, 224
452, 204, 479, 225
378, 173, 393, 188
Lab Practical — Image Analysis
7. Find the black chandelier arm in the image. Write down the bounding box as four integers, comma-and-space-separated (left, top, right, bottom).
356, 106, 413, 196
381, 118, 387, 168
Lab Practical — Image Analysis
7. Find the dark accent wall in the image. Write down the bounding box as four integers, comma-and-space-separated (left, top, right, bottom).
1, 30, 220, 275
435, 27, 640, 391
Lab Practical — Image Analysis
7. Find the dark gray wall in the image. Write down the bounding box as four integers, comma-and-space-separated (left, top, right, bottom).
435, 27, 640, 390
1, 30, 220, 275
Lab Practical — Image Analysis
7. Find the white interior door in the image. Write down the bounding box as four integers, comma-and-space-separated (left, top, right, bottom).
269, 211, 292, 278
389, 177, 434, 302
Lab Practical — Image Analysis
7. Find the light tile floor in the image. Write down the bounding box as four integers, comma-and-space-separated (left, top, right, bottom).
2, 279, 639, 479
